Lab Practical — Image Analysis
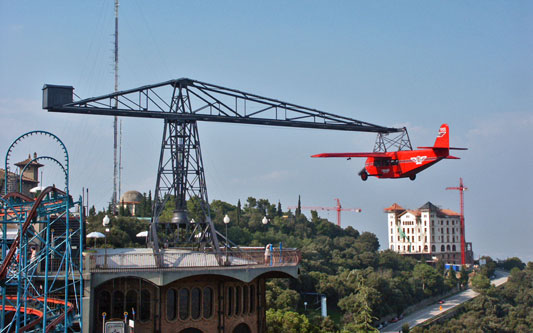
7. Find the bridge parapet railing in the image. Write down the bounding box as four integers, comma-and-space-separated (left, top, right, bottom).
86, 248, 300, 272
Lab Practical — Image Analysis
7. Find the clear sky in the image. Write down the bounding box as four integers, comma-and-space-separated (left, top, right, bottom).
1, 1, 532, 261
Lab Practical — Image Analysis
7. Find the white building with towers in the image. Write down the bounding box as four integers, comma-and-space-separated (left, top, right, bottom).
385, 202, 473, 265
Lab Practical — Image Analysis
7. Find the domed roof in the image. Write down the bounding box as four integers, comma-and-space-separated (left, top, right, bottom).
120, 190, 143, 203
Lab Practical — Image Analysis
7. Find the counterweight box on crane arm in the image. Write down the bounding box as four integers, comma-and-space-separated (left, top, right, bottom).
42, 84, 73, 109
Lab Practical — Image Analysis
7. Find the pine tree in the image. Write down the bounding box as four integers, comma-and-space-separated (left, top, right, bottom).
237, 199, 241, 225
296, 195, 302, 217
277, 201, 282, 217
147, 190, 153, 216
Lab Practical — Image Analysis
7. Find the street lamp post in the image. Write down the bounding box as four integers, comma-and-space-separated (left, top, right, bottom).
223, 214, 230, 265
103, 215, 110, 267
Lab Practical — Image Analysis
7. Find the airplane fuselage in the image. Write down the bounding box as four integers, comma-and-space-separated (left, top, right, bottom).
364, 148, 449, 179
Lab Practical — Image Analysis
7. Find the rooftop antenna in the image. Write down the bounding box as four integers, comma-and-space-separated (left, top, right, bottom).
112, 0, 119, 214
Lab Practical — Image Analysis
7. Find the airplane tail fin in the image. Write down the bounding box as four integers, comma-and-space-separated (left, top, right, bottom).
433, 123, 449, 148
417, 124, 467, 151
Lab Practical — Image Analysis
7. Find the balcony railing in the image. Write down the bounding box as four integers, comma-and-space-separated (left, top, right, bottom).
86, 247, 300, 272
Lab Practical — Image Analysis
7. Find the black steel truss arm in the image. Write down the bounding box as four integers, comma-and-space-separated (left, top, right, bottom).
43, 78, 402, 134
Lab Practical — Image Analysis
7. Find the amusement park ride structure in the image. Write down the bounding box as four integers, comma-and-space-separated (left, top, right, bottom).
0, 131, 84, 332
42, 78, 404, 261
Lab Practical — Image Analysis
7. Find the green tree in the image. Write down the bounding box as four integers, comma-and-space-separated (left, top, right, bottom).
459, 265, 469, 288
471, 274, 491, 293
413, 264, 443, 296
266, 309, 314, 333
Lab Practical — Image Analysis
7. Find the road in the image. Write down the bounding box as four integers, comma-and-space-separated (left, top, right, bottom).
381, 270, 509, 332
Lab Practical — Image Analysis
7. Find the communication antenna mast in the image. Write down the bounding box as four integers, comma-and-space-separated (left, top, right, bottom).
112, 0, 119, 214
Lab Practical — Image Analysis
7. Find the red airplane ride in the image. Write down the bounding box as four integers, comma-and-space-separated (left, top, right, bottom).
312, 124, 466, 181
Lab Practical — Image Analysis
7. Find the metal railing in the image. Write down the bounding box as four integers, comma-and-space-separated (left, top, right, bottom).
86, 248, 300, 272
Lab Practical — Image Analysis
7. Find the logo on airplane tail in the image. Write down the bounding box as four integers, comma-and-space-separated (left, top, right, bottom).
438, 126, 447, 137
410, 156, 427, 165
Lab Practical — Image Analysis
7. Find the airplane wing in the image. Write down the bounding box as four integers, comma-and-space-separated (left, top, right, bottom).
417, 146, 468, 150
311, 152, 391, 158
445, 156, 461, 159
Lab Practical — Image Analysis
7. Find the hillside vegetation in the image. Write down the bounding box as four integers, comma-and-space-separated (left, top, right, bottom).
87, 196, 476, 332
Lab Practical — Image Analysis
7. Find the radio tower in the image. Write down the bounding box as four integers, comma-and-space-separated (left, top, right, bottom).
112, 0, 119, 214
446, 178, 468, 266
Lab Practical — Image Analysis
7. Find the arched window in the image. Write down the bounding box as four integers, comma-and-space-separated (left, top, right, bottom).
112, 290, 124, 318
179, 288, 190, 320
233, 323, 251, 333
431, 245, 436, 252
98, 291, 111, 320
191, 287, 201, 320
235, 286, 241, 316
242, 285, 248, 314
140, 289, 151, 322
441, 245, 445, 252
203, 287, 213, 318
126, 290, 137, 319
179, 329, 203, 333
227, 287, 234, 316
424, 245, 428, 252
167, 289, 177, 321
249, 285, 255, 313
446, 245, 451, 251
452, 245, 456, 251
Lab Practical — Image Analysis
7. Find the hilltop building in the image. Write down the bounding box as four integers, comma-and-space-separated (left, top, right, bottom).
118, 190, 143, 216
0, 152, 43, 196
385, 202, 473, 265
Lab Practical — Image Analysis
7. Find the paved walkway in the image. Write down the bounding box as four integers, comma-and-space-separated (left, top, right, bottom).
381, 270, 509, 332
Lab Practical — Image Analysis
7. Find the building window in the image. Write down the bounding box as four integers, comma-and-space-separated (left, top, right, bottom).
418, 246, 421, 252
447, 228, 449, 234
418, 236, 421, 241
452, 245, 457, 252
126, 290, 137, 319
203, 287, 213, 318
243, 285, 248, 314
191, 287, 201, 320
179, 288, 190, 320
391, 236, 393, 242
140, 289, 151, 322
441, 245, 445, 252
167, 289, 177, 321
397, 245, 400, 251
431, 245, 436, 252
249, 285, 255, 313
98, 291, 111, 321
446, 245, 451, 251
112, 291, 124, 319
227, 287, 234, 316
424, 245, 428, 252
235, 286, 241, 316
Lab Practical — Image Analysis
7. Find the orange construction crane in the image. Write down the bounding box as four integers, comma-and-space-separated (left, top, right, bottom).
288, 198, 361, 227
446, 178, 468, 266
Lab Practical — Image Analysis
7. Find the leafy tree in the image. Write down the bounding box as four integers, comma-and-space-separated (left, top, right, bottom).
471, 274, 491, 293
89, 205, 96, 216
500, 257, 525, 271
413, 264, 443, 296
266, 309, 315, 333
459, 265, 469, 288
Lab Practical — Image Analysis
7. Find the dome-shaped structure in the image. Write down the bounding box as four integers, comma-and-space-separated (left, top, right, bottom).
120, 190, 143, 204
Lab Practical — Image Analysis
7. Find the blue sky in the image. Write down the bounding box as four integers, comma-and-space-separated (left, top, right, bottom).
1, 1, 532, 261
